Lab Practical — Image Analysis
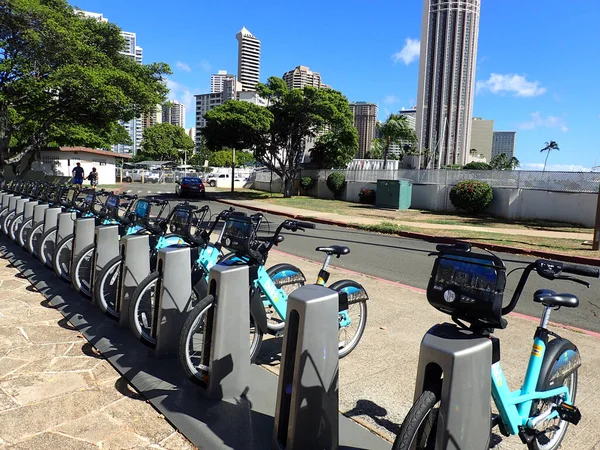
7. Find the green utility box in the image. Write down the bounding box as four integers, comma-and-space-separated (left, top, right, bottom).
376, 179, 413, 209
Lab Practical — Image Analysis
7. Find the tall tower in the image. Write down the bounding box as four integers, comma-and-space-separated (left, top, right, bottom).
416, 0, 481, 168
236, 27, 261, 91
349, 102, 378, 159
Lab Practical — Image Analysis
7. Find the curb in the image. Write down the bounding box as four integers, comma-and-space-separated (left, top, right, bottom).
212, 197, 600, 267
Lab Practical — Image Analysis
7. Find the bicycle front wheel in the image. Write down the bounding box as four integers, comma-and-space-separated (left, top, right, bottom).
9, 213, 24, 241
393, 386, 440, 450
129, 271, 160, 346
37, 227, 57, 268
27, 222, 44, 256
53, 235, 74, 281
2, 211, 15, 234
71, 244, 95, 298
17, 217, 33, 247
265, 263, 306, 333
95, 255, 123, 319
330, 279, 368, 358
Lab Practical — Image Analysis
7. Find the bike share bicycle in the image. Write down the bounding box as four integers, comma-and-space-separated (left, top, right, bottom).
393, 242, 599, 450
177, 211, 369, 385
6, 181, 46, 241
25, 184, 70, 257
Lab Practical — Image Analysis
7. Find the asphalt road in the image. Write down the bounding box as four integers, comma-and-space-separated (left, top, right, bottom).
127, 184, 600, 333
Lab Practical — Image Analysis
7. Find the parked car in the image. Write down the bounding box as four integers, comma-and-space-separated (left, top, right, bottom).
121, 169, 160, 183
176, 177, 206, 198
205, 172, 243, 187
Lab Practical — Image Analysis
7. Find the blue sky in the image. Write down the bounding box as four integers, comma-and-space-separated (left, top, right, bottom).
71, 0, 600, 171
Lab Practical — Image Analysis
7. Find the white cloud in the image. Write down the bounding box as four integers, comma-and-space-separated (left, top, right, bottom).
198, 60, 212, 72
176, 61, 191, 73
392, 38, 420, 65
520, 163, 591, 172
476, 73, 546, 97
518, 112, 568, 132
383, 95, 400, 105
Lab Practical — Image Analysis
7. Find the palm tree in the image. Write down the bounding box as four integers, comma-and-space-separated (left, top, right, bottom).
377, 114, 417, 169
541, 140, 559, 172
490, 153, 520, 170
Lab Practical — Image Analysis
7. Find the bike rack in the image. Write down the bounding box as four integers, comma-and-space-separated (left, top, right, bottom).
197, 264, 251, 400
32, 204, 49, 227
11, 198, 30, 240
43, 207, 61, 234
413, 323, 492, 450
117, 234, 150, 329
152, 246, 193, 358
2, 193, 15, 210
57, 212, 76, 242
91, 225, 120, 306
273, 284, 340, 450
70, 217, 96, 282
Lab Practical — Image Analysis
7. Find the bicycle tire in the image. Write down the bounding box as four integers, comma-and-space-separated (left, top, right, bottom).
71, 244, 95, 298
27, 222, 44, 256
3, 211, 15, 235
178, 294, 263, 385
95, 255, 123, 319
392, 387, 440, 450
329, 279, 368, 358
17, 217, 33, 247
265, 263, 306, 333
128, 271, 160, 346
53, 235, 74, 281
37, 227, 57, 268
9, 212, 24, 241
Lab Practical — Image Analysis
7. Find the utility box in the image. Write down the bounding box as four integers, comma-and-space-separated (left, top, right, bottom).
376, 179, 412, 210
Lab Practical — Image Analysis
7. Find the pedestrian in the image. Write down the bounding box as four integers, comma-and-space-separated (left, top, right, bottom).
72, 162, 84, 190
87, 167, 98, 189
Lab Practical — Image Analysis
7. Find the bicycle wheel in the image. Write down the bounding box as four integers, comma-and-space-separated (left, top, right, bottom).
37, 227, 57, 268
95, 255, 123, 319
527, 369, 578, 450
329, 279, 368, 358
53, 235, 74, 281
2, 211, 15, 234
392, 386, 440, 450
71, 244, 95, 298
128, 271, 160, 346
27, 222, 44, 256
178, 294, 263, 385
9, 213, 24, 241
265, 264, 306, 332
17, 217, 33, 247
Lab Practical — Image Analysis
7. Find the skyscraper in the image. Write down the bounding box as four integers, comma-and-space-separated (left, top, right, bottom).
469, 117, 494, 162
350, 102, 378, 159
162, 101, 186, 128
236, 27, 261, 91
143, 104, 163, 129
415, 0, 481, 168
211, 70, 232, 93
492, 131, 517, 159
282, 66, 324, 90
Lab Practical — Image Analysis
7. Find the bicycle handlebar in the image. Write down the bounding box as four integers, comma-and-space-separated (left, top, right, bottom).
561, 263, 600, 278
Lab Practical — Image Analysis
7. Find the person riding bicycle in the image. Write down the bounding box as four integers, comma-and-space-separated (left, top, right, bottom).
87, 167, 98, 189
72, 162, 84, 188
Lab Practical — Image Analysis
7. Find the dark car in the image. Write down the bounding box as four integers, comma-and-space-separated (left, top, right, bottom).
176, 177, 206, 198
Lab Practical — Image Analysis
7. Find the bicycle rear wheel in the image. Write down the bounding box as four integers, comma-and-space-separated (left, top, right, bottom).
329, 279, 368, 358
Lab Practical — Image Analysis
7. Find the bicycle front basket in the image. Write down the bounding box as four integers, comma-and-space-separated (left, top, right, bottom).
221, 213, 255, 253
427, 247, 507, 329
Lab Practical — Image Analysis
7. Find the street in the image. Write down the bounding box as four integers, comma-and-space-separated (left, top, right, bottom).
125, 183, 600, 333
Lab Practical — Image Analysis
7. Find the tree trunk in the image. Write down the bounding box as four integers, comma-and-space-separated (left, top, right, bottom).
282, 174, 294, 198
382, 137, 390, 169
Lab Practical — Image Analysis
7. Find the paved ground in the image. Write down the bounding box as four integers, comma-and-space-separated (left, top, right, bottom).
0, 257, 196, 450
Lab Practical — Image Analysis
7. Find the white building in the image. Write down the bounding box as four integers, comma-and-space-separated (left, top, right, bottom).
236, 27, 261, 91
415, 0, 481, 167
282, 66, 324, 90
211, 70, 229, 93
492, 131, 517, 159
162, 100, 186, 128
34, 147, 132, 184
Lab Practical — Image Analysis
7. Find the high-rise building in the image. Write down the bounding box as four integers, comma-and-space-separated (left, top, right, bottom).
162, 101, 186, 128
415, 0, 481, 167
469, 118, 494, 162
143, 104, 163, 129
236, 27, 261, 91
387, 108, 418, 157
211, 70, 232, 93
121, 31, 143, 64
492, 131, 517, 159
350, 102, 378, 159
282, 66, 324, 90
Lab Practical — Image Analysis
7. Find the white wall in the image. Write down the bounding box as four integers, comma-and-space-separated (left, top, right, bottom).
41, 151, 117, 184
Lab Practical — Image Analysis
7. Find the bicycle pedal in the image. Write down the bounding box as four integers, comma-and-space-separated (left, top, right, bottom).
555, 403, 581, 425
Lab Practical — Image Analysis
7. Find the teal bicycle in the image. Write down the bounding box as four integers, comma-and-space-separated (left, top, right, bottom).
393, 242, 599, 450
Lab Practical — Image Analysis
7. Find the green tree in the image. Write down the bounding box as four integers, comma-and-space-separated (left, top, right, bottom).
366, 138, 384, 159
490, 153, 520, 170
203, 78, 357, 197
540, 140, 559, 172
0, 0, 171, 173
138, 123, 194, 161
463, 161, 492, 170
377, 114, 417, 169
208, 149, 255, 167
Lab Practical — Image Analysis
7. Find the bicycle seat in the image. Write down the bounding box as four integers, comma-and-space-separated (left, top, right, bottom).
315, 245, 350, 256
533, 289, 579, 308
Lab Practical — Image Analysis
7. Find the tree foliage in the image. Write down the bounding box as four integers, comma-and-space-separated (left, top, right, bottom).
208, 149, 255, 167
489, 153, 520, 170
377, 114, 417, 168
0, 0, 171, 172
326, 172, 346, 199
138, 123, 194, 161
202, 77, 357, 197
449, 180, 493, 213
463, 161, 492, 170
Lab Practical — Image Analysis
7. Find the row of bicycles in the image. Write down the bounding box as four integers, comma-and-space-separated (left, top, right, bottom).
0, 178, 369, 387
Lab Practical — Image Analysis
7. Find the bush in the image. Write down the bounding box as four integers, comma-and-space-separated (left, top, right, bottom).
463, 162, 492, 170
449, 180, 493, 213
300, 176, 315, 192
358, 188, 376, 204
326, 172, 346, 199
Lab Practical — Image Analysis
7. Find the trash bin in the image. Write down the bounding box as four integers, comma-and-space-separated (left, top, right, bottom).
376, 179, 413, 210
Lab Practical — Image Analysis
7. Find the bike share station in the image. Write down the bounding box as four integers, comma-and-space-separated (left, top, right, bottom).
0, 183, 390, 450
